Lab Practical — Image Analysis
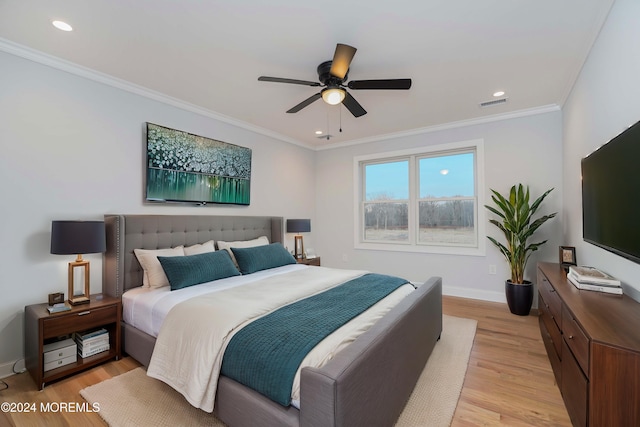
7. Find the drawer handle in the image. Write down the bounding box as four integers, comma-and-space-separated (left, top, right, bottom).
550, 289, 556, 293
568, 335, 574, 339
77, 311, 91, 316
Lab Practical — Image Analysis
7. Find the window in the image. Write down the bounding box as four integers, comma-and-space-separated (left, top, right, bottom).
363, 160, 409, 242
354, 140, 485, 255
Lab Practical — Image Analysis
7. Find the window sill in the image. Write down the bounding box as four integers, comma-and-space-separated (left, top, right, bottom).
354, 241, 486, 257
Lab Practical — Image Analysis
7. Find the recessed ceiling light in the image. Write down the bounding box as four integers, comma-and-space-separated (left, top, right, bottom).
52, 20, 73, 32
440, 169, 449, 175
315, 130, 323, 135
493, 91, 505, 97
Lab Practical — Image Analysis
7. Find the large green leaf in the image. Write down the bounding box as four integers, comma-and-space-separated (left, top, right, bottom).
485, 184, 556, 284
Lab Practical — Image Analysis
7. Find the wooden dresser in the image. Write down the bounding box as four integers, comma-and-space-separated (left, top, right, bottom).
537, 262, 640, 426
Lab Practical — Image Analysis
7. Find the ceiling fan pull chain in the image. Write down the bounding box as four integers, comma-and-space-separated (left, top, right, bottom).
339, 105, 343, 133
326, 105, 331, 140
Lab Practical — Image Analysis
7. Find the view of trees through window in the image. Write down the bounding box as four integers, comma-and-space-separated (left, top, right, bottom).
362, 151, 477, 247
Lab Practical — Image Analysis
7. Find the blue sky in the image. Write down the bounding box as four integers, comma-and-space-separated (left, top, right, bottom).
365, 153, 474, 200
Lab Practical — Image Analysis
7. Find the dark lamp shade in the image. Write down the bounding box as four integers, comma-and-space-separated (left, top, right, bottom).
286, 219, 311, 233
50, 220, 106, 255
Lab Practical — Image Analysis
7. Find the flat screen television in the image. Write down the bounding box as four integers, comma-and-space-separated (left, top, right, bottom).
581, 120, 640, 264
145, 123, 251, 206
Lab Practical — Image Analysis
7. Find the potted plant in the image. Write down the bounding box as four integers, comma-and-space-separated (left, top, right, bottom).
485, 184, 557, 315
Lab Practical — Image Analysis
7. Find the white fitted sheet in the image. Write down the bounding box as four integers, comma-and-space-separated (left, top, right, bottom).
122, 263, 307, 337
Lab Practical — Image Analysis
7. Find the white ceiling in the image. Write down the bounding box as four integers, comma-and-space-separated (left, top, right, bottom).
0, 0, 614, 148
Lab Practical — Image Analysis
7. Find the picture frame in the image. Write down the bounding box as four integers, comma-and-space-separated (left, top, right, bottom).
145, 123, 251, 206
48, 292, 64, 306
559, 246, 577, 271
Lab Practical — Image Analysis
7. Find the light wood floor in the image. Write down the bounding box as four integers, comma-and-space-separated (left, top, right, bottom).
1, 295, 571, 426
444, 296, 571, 427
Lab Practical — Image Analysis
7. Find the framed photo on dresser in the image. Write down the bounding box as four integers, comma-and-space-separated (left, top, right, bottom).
559, 246, 577, 271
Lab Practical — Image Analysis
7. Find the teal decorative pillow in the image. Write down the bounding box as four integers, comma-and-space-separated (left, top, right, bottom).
158, 250, 240, 290
231, 243, 297, 274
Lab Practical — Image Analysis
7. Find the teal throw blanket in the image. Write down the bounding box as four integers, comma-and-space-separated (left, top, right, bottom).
220, 273, 408, 406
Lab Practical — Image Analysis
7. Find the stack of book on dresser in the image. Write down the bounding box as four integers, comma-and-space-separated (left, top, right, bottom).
74, 328, 110, 358
567, 266, 623, 295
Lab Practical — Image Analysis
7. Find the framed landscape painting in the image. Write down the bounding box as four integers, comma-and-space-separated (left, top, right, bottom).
145, 123, 251, 205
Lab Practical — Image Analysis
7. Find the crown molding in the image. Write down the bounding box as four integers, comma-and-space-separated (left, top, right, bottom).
1, 38, 561, 153
0, 38, 313, 149
315, 104, 561, 151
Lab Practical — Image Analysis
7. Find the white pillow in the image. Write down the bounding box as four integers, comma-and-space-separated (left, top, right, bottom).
134, 246, 184, 288
217, 236, 269, 266
184, 240, 215, 256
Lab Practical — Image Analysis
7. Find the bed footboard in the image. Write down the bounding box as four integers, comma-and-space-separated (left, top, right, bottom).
300, 277, 442, 427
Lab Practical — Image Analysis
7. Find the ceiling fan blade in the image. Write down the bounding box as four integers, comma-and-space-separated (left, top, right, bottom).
342, 92, 367, 117
330, 44, 357, 79
258, 76, 321, 87
286, 93, 322, 113
347, 79, 412, 90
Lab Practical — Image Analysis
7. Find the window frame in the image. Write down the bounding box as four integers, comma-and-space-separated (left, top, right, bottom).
353, 139, 486, 256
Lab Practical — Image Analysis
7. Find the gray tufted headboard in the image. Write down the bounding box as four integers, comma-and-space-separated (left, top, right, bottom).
103, 214, 284, 298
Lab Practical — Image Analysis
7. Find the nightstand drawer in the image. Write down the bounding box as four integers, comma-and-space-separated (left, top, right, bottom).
43, 305, 117, 339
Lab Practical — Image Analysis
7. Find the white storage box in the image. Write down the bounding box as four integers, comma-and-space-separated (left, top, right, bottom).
44, 354, 77, 372
43, 338, 77, 371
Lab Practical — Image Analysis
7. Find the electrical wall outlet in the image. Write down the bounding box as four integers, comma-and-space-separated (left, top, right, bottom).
488, 264, 497, 275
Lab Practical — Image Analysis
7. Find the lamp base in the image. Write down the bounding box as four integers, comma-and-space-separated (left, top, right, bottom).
69, 296, 90, 305
294, 235, 305, 259
68, 259, 91, 306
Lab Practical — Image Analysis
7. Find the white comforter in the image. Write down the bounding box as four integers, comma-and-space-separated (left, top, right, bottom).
146, 266, 413, 412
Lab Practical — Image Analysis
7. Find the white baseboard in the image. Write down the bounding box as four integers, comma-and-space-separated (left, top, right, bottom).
443, 285, 507, 304
0, 359, 25, 379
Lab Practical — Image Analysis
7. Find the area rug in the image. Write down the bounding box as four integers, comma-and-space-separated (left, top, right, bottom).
81, 314, 477, 427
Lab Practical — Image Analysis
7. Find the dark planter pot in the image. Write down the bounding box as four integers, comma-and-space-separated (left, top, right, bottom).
505, 280, 533, 316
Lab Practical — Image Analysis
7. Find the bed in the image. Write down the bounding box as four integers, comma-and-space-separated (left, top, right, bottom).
103, 214, 442, 427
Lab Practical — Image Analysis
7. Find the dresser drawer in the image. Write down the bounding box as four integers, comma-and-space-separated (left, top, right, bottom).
539, 292, 562, 357
538, 270, 562, 329
539, 314, 561, 386
43, 305, 118, 339
562, 339, 588, 427
562, 304, 590, 375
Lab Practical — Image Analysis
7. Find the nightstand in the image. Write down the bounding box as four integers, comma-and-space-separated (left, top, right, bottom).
297, 257, 321, 266
24, 294, 121, 390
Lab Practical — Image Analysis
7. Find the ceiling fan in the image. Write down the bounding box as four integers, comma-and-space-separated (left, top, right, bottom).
258, 43, 411, 118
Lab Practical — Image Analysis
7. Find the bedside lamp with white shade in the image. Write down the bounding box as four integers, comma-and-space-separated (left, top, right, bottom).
50, 220, 106, 305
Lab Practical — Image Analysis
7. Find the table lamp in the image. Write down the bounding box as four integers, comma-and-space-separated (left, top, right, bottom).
50, 220, 106, 305
286, 219, 311, 259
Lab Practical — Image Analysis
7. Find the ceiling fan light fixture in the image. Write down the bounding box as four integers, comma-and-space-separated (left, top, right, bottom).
322, 87, 346, 105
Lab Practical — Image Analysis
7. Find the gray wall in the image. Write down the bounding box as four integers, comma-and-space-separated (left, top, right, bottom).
315, 111, 564, 301
0, 51, 316, 375
562, 0, 640, 301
